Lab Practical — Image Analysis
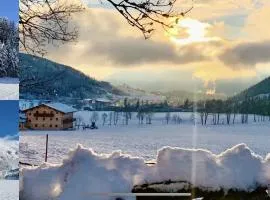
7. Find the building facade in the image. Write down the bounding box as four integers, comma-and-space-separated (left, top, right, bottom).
23, 103, 77, 130
82, 98, 113, 110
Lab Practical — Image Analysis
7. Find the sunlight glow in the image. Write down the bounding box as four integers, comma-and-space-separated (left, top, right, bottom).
171, 18, 220, 45
206, 89, 216, 95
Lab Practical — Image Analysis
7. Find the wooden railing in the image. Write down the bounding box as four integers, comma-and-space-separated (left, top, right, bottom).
33, 113, 54, 117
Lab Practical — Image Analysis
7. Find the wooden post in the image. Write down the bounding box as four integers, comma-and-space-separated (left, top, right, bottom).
45, 134, 48, 162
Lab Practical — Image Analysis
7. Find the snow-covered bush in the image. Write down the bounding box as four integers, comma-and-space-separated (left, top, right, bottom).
0, 18, 18, 77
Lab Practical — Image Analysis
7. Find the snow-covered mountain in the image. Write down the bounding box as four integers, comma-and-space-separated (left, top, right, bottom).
116, 83, 227, 105
115, 83, 166, 102
0, 137, 18, 179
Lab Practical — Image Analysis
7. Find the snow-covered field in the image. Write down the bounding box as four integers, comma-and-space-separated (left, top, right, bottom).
20, 111, 270, 200
20, 111, 270, 164
0, 78, 19, 100
0, 180, 19, 200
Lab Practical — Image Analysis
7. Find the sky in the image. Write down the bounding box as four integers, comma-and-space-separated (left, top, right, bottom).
0, 0, 18, 22
0, 101, 18, 137
44, 0, 270, 96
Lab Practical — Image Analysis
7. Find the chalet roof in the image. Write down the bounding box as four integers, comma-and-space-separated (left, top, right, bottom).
43, 103, 77, 113
20, 99, 51, 111
23, 102, 77, 114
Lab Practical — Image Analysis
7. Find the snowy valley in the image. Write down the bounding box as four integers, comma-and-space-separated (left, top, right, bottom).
20, 111, 270, 200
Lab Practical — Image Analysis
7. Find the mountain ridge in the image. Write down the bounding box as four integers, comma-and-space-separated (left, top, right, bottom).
20, 53, 125, 100
233, 76, 270, 100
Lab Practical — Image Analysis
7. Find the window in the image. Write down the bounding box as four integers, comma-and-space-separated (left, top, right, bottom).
29, 112, 32, 116
28, 119, 31, 122
43, 118, 45, 121
55, 125, 58, 127
35, 124, 38, 127
50, 124, 52, 127
42, 124, 45, 127
36, 117, 38, 120
50, 118, 52, 121
56, 118, 58, 121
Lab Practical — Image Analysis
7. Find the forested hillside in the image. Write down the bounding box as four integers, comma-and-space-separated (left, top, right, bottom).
20, 53, 124, 100
234, 77, 270, 100
0, 18, 18, 77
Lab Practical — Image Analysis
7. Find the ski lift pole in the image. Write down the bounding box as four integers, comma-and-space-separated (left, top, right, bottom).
45, 134, 48, 162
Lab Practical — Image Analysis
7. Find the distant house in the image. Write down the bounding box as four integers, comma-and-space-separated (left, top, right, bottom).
23, 103, 77, 130
82, 98, 112, 110
94, 98, 112, 110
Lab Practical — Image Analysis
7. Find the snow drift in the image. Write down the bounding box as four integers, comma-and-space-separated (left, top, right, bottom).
0, 136, 18, 178
20, 144, 270, 200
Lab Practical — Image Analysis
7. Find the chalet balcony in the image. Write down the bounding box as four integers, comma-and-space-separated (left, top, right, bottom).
33, 113, 54, 117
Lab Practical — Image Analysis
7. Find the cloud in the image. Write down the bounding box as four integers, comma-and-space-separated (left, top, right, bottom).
244, 2, 270, 41
219, 41, 270, 67
42, 3, 269, 95
87, 37, 209, 66
47, 9, 214, 67
192, 61, 256, 81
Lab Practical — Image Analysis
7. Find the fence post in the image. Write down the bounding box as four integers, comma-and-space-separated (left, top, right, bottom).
45, 134, 48, 162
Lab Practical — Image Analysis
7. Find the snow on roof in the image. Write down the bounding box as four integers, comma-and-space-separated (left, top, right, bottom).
43, 103, 77, 113
95, 98, 111, 103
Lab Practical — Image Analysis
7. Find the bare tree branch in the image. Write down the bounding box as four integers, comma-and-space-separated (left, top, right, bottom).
19, 0, 193, 54
19, 0, 84, 55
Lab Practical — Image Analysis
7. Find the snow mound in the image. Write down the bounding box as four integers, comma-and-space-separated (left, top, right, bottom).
20, 144, 270, 200
0, 180, 19, 200
150, 144, 269, 190
21, 145, 146, 200
0, 137, 18, 177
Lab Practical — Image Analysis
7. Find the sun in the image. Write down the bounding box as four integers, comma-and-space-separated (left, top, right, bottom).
170, 18, 220, 45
